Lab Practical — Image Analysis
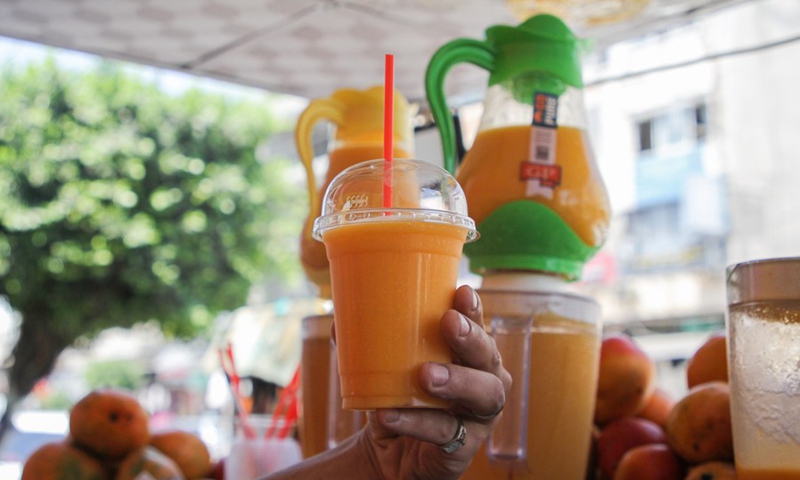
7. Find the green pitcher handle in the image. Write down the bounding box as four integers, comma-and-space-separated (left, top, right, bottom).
425, 38, 496, 175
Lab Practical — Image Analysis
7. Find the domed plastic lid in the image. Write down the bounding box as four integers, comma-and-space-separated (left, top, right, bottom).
312, 159, 478, 241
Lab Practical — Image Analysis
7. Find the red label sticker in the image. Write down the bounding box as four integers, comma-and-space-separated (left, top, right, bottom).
520, 162, 562, 188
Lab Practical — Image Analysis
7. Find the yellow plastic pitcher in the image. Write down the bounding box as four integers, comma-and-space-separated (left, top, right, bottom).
295, 86, 415, 298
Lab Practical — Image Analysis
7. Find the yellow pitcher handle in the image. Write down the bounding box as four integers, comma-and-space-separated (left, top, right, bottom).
295, 98, 346, 239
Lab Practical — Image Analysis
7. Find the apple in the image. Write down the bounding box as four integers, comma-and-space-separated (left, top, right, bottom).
597, 417, 667, 480
208, 457, 225, 480
594, 334, 657, 426
613, 444, 685, 480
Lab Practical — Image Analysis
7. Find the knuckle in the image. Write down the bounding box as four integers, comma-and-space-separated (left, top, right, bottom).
488, 348, 503, 371
501, 369, 513, 394
492, 379, 506, 413
437, 419, 455, 444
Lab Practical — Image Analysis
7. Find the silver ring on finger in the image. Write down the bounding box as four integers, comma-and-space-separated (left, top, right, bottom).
438, 416, 467, 454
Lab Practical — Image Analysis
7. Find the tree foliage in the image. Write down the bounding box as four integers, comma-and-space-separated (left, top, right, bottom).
0, 57, 306, 414
85, 359, 145, 391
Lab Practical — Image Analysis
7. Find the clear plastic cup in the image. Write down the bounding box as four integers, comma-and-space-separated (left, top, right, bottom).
225, 437, 302, 479
327, 341, 366, 447
299, 314, 333, 459
726, 257, 800, 479
225, 416, 302, 479
313, 158, 478, 410
298, 314, 364, 456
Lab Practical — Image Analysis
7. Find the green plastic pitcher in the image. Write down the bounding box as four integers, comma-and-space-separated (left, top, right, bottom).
425, 14, 610, 280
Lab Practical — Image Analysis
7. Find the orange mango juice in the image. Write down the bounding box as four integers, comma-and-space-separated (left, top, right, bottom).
299, 315, 333, 459
462, 313, 600, 480
457, 125, 609, 248
300, 144, 411, 295
322, 219, 468, 410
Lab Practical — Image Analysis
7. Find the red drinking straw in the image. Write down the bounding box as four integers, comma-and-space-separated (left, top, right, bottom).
276, 395, 299, 440
219, 344, 257, 440
382, 53, 394, 209
266, 366, 301, 439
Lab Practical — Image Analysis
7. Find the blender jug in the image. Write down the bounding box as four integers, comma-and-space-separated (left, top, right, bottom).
473, 280, 601, 479
295, 86, 415, 298
425, 13, 610, 280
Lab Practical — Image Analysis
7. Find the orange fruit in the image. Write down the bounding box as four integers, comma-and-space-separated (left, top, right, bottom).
69, 388, 150, 461
149, 430, 211, 479
686, 331, 728, 389
665, 381, 733, 464
114, 446, 184, 480
636, 387, 676, 429
21, 440, 109, 480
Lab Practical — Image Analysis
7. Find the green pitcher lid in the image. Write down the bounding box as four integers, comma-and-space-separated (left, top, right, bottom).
485, 14, 584, 89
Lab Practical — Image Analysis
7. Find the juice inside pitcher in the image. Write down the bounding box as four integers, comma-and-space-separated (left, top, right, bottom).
296, 86, 415, 297
459, 123, 609, 250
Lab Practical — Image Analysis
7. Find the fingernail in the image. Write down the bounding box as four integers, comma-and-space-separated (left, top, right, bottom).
471, 289, 479, 311
430, 363, 450, 386
382, 409, 400, 423
459, 315, 471, 337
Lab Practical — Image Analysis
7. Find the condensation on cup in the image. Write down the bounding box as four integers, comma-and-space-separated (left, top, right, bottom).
726, 257, 800, 479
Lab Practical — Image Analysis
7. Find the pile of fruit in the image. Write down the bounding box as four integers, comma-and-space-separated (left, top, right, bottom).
21, 388, 220, 480
20, 332, 736, 479
589, 331, 735, 480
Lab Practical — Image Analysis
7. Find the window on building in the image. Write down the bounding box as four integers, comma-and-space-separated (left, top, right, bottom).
695, 104, 707, 141
636, 102, 707, 154
628, 202, 680, 249
638, 120, 652, 152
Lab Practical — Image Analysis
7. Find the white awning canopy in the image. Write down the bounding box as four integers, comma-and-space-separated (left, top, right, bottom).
0, 0, 749, 103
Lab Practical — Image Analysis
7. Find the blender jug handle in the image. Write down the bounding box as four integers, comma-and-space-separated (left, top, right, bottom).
295, 98, 345, 236
425, 38, 495, 175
